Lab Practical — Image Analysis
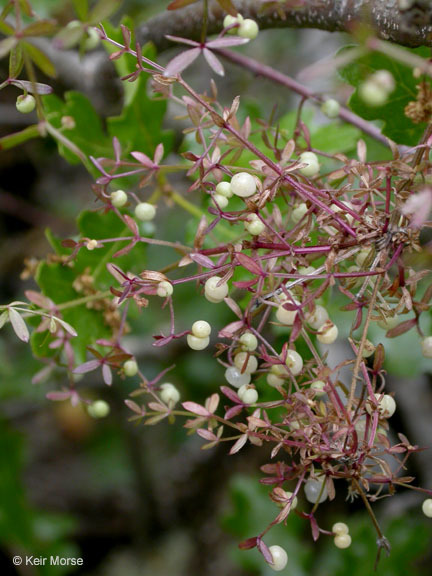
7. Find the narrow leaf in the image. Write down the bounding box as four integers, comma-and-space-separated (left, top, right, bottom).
236, 252, 263, 275
164, 47, 200, 76
202, 48, 224, 77
9, 308, 29, 342
182, 401, 211, 416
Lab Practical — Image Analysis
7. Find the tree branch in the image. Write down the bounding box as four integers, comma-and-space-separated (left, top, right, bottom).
137, 0, 432, 49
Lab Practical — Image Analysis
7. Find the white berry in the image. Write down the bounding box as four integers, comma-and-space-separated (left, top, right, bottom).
234, 352, 258, 374
135, 202, 156, 221
332, 522, 349, 536
191, 320, 211, 338
239, 331, 258, 351
285, 350, 303, 376
267, 373, 285, 387
334, 534, 352, 549
366, 393, 396, 418
156, 280, 173, 298
187, 334, 210, 351
111, 189, 128, 208
311, 380, 326, 396
421, 336, 432, 358
422, 498, 432, 518
16, 94, 36, 114
371, 70, 395, 93
268, 545, 288, 572
216, 181, 233, 198
83, 27, 100, 50
305, 305, 329, 330
321, 98, 340, 118
276, 304, 297, 326
317, 322, 338, 344
204, 276, 229, 302
87, 400, 110, 419
377, 315, 399, 330
299, 151, 320, 177
359, 81, 388, 107
86, 239, 98, 250
362, 339, 375, 358
245, 214, 265, 236
225, 366, 251, 388
238, 384, 258, 404
213, 194, 229, 209
230, 172, 257, 198
291, 202, 308, 223
124, 359, 138, 377
160, 382, 180, 407
238, 18, 259, 39
304, 476, 328, 503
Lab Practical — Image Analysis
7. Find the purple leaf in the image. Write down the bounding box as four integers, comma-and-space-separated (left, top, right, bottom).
165, 35, 199, 47
238, 537, 257, 550
182, 401, 211, 416
9, 79, 53, 94
229, 434, 248, 454
257, 540, 273, 564
46, 391, 73, 401
164, 47, 200, 76
197, 428, 218, 441
102, 363, 113, 386
224, 404, 244, 419
220, 386, 241, 402
131, 151, 154, 168
189, 252, 215, 268
73, 360, 100, 374
202, 48, 225, 76
236, 253, 263, 275
218, 320, 244, 338
206, 37, 249, 48
9, 308, 29, 342
310, 515, 320, 541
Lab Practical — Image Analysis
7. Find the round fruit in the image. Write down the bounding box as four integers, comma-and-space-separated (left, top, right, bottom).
291, 202, 308, 223
160, 383, 180, 406
225, 366, 251, 388
16, 94, 36, 114
124, 359, 138, 377
215, 181, 233, 198
359, 80, 388, 107
276, 304, 297, 326
156, 280, 173, 298
299, 151, 320, 177
317, 323, 338, 344
245, 214, 265, 235
213, 194, 229, 209
204, 276, 229, 302
87, 400, 110, 419
311, 380, 326, 396
110, 189, 128, 208
83, 27, 100, 50
234, 352, 258, 374
86, 239, 98, 250
238, 384, 258, 404
191, 320, 211, 338
268, 545, 288, 572
334, 534, 352, 549
238, 18, 259, 39
362, 339, 375, 358
230, 172, 257, 197
422, 498, 432, 518
356, 249, 370, 267
187, 334, 210, 351
371, 69, 395, 93
304, 476, 328, 503
332, 522, 349, 536
366, 393, 396, 418
267, 373, 285, 387
421, 336, 432, 358
239, 331, 258, 351
285, 350, 303, 376
135, 202, 156, 221
305, 305, 329, 330
377, 315, 399, 330
321, 98, 340, 118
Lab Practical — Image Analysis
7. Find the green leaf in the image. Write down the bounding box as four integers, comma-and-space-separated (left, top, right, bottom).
0, 36, 16, 58
23, 41, 56, 77
21, 19, 57, 37
339, 45, 430, 145
9, 42, 23, 78
72, 0, 88, 20
87, 0, 121, 24
0, 125, 41, 150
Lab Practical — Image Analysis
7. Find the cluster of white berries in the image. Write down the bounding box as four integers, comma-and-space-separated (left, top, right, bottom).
159, 382, 181, 407
359, 69, 396, 107
204, 275, 229, 303
332, 522, 352, 549
275, 299, 338, 345
187, 320, 212, 350
223, 13, 259, 40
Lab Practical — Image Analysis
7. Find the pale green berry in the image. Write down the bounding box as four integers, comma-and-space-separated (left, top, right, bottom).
16, 94, 36, 114
191, 320, 211, 338
135, 202, 156, 221
334, 534, 352, 549
317, 323, 338, 344
311, 380, 326, 396
332, 522, 349, 536
110, 189, 128, 208
124, 359, 138, 377
291, 202, 308, 223
371, 70, 395, 93
299, 151, 320, 177
421, 336, 432, 358
86, 239, 98, 251
276, 305, 297, 326
204, 276, 228, 302
366, 393, 396, 418
234, 352, 258, 374
245, 214, 265, 235
230, 172, 257, 197
87, 400, 110, 419
215, 181, 233, 198
422, 498, 432, 518
359, 81, 388, 107
268, 545, 288, 571
156, 281, 173, 298
83, 27, 100, 50
377, 315, 399, 330
213, 194, 229, 209
285, 350, 303, 376
238, 384, 258, 404
160, 382, 180, 406
305, 305, 329, 330
239, 331, 258, 351
356, 249, 371, 267
187, 334, 210, 351
304, 476, 328, 503
321, 98, 340, 118
362, 339, 375, 358
330, 201, 354, 225
225, 366, 251, 388
238, 18, 259, 39
267, 373, 285, 387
